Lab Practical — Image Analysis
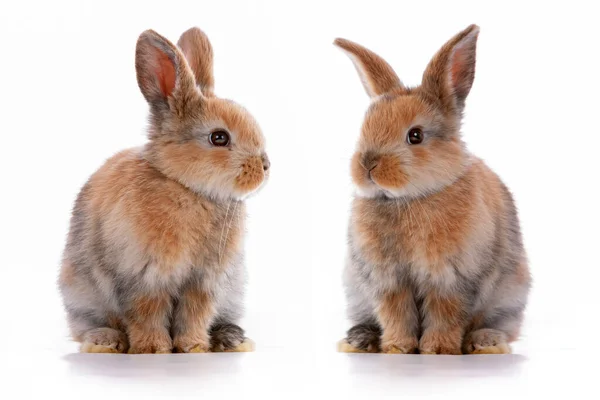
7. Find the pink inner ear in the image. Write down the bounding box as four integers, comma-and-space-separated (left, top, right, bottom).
152, 48, 176, 97
450, 45, 468, 88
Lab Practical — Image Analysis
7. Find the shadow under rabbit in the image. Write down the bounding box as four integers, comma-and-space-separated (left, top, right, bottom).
62, 352, 247, 379
342, 353, 527, 378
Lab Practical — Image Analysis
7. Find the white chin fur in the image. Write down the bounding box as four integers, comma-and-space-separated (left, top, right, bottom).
188, 184, 264, 203
354, 186, 382, 199
186, 174, 268, 203
235, 179, 268, 201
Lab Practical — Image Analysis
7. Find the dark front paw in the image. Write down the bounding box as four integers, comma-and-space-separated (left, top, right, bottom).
343, 323, 382, 353
209, 323, 246, 352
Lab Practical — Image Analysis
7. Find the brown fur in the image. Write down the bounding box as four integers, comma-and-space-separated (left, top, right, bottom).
422, 26, 479, 112
334, 38, 403, 97
419, 329, 463, 355
126, 293, 172, 354
337, 25, 530, 355
136, 30, 196, 114
177, 27, 215, 96
419, 292, 465, 354
378, 290, 419, 353
236, 155, 266, 192
107, 313, 125, 332
352, 162, 487, 268
88, 150, 244, 271
172, 289, 214, 353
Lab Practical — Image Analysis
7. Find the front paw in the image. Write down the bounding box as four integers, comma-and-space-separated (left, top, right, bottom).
381, 336, 418, 354
128, 333, 173, 354
128, 337, 172, 354
173, 335, 210, 353
419, 330, 462, 355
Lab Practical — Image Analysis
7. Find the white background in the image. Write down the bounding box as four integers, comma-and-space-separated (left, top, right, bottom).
1, 0, 599, 398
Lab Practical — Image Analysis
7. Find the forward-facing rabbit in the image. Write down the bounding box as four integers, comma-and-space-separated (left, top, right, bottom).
59, 27, 269, 353
335, 25, 530, 354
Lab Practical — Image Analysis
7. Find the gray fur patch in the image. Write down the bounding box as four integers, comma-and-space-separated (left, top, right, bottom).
346, 322, 382, 352
209, 323, 245, 351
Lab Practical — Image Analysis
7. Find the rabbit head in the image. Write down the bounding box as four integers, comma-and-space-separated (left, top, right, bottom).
335, 25, 480, 199
136, 27, 269, 201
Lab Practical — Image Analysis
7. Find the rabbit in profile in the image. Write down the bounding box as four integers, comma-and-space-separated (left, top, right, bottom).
59, 27, 269, 353
335, 25, 530, 354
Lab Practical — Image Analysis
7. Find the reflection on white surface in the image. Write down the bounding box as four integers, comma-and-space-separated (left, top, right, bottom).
62, 353, 246, 378
342, 353, 527, 377
62, 352, 526, 379
48, 348, 583, 399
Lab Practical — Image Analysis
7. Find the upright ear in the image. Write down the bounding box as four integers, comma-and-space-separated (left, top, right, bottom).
177, 27, 215, 96
135, 29, 197, 113
421, 24, 480, 113
334, 38, 404, 98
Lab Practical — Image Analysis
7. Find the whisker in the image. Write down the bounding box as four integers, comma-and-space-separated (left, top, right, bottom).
218, 200, 232, 265
219, 201, 239, 266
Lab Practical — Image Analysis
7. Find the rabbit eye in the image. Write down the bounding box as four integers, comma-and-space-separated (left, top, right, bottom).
210, 130, 230, 147
407, 127, 423, 145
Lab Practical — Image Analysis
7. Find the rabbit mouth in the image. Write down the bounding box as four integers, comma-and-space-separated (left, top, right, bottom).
357, 175, 418, 200
235, 177, 268, 201
355, 180, 392, 199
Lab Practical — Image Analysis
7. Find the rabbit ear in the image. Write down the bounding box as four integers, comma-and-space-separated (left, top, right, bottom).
135, 29, 197, 113
177, 27, 215, 96
334, 38, 404, 98
421, 24, 480, 113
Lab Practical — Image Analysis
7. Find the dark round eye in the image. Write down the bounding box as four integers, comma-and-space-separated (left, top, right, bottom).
209, 130, 230, 147
407, 127, 423, 145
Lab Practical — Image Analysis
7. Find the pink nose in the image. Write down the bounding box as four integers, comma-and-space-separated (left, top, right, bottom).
362, 152, 379, 171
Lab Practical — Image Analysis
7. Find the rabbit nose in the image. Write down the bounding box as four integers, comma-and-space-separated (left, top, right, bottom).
362, 152, 379, 171
261, 153, 270, 171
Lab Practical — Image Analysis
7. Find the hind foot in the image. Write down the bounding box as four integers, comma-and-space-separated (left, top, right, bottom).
219, 338, 255, 352
463, 329, 511, 354
80, 328, 128, 354
210, 323, 253, 352
338, 323, 381, 353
